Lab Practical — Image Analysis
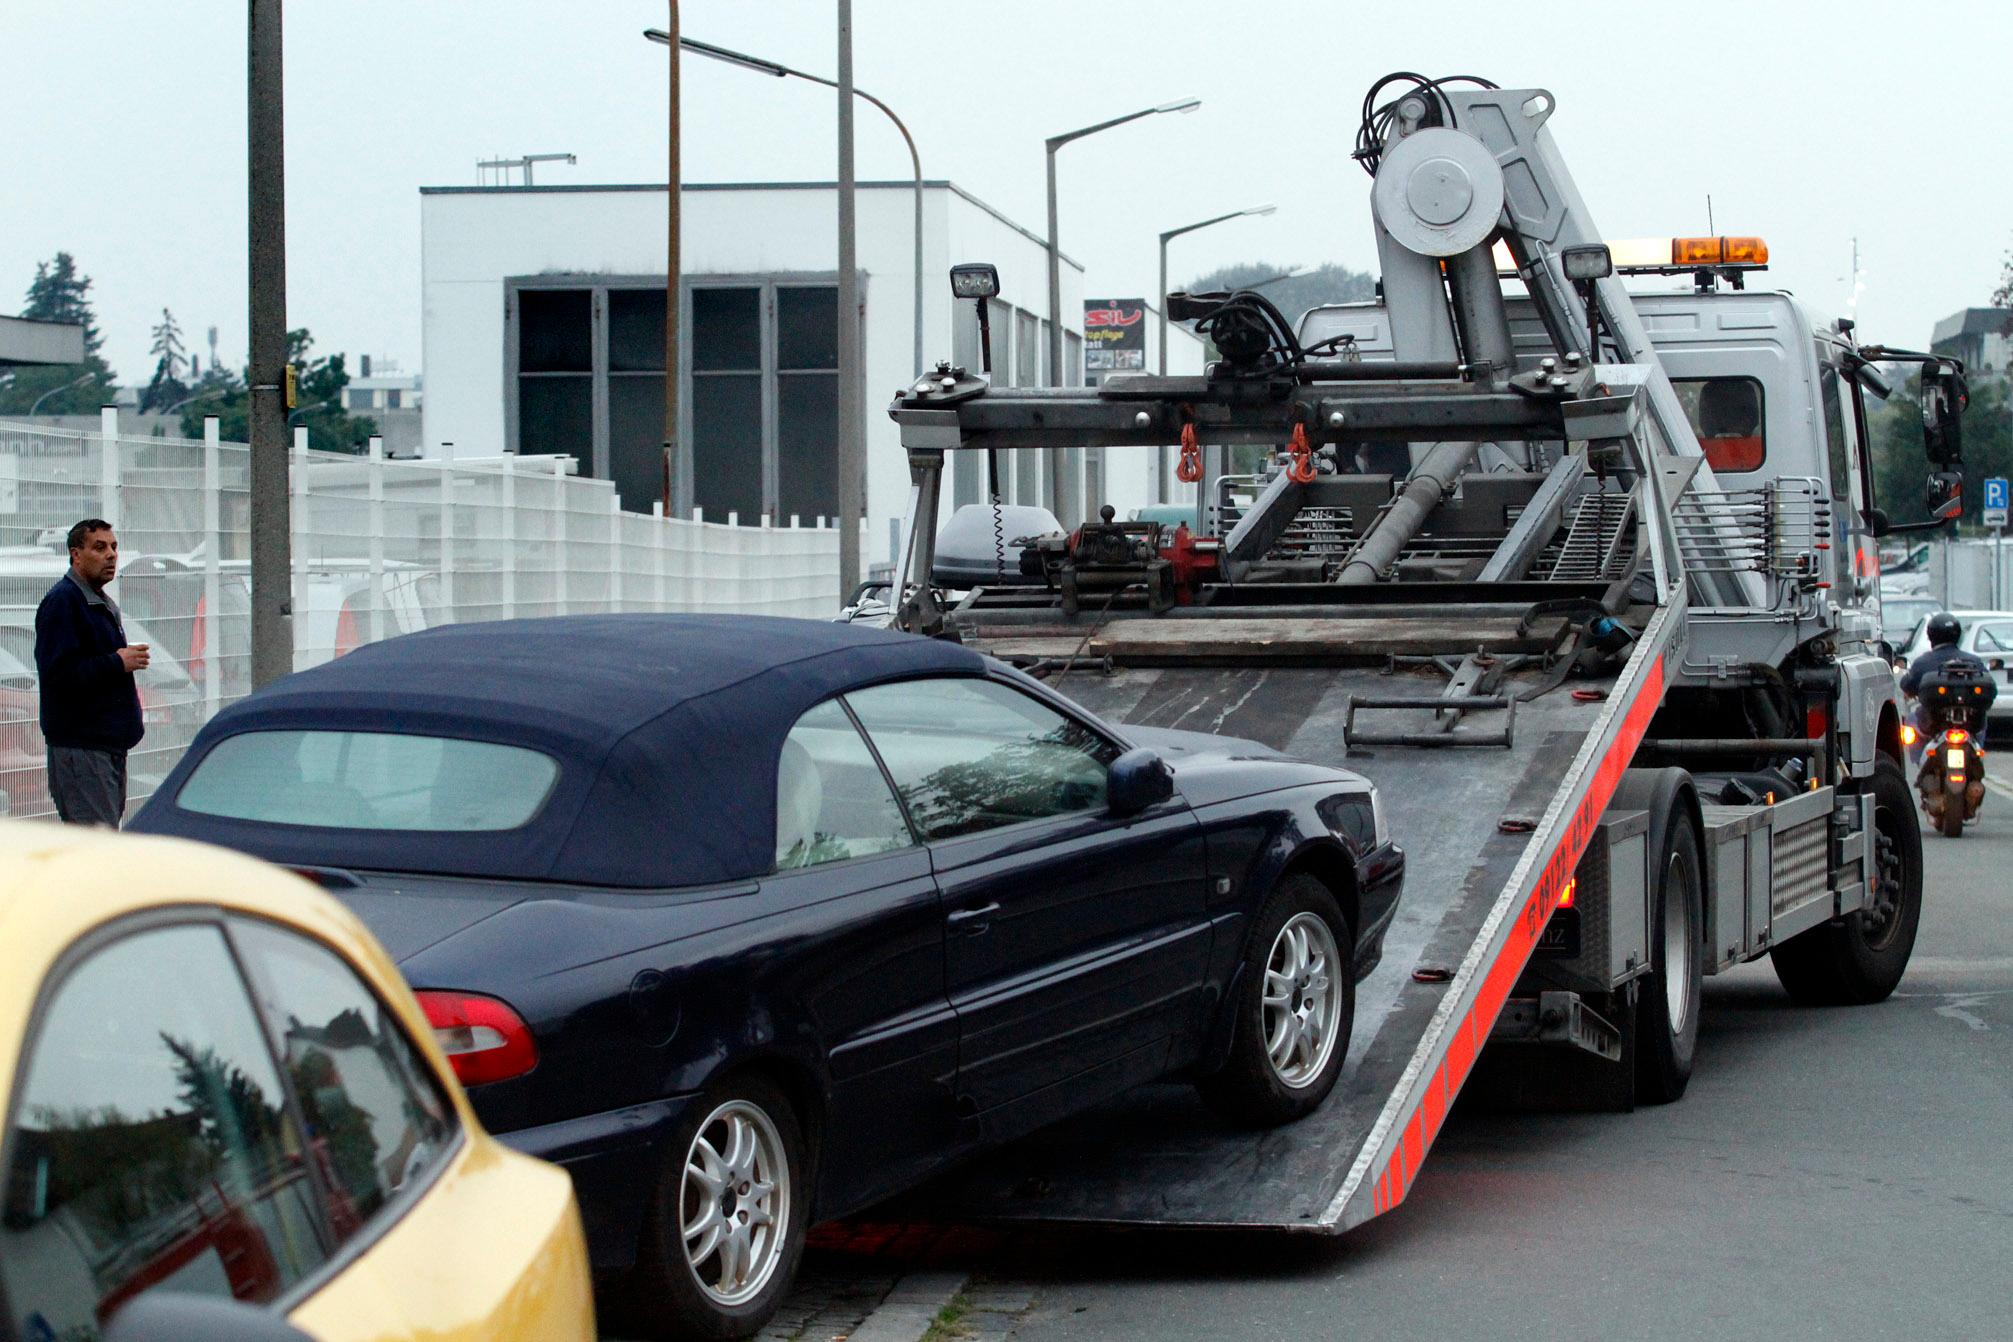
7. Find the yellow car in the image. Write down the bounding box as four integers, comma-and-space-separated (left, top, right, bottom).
0, 822, 595, 1342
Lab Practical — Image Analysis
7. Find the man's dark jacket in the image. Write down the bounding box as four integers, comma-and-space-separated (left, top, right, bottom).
34, 574, 143, 751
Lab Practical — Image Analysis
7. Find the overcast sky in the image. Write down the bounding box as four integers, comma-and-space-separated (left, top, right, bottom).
5, 0, 2009, 384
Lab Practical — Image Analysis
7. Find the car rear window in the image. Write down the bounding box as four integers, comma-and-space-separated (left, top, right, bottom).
175, 729, 559, 831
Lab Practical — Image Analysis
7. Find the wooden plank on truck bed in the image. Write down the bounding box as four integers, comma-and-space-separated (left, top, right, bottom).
1083, 615, 1573, 662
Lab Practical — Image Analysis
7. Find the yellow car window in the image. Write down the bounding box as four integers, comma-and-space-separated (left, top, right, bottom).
232, 919, 458, 1240
0, 924, 329, 1336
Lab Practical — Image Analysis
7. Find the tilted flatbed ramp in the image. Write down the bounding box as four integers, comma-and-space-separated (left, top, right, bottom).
909, 604, 1674, 1232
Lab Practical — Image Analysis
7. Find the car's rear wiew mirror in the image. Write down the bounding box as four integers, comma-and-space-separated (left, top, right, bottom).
1107, 748, 1175, 817
103, 1293, 317, 1342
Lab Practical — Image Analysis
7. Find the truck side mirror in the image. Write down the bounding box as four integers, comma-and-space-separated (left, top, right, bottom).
1926, 470, 1963, 522
1921, 360, 1968, 467
1866, 506, 1891, 538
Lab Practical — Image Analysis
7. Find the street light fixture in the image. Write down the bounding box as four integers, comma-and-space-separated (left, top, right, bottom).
644, 28, 927, 379
1154, 203, 1275, 502
25, 370, 96, 417
1043, 96, 1200, 523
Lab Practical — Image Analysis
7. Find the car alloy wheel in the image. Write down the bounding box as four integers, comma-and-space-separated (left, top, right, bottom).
1263, 911, 1343, 1089
680, 1099, 791, 1307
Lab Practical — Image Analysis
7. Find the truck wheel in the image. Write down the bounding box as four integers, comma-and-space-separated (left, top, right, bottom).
1770, 755, 1923, 1005
627, 1075, 807, 1341
1198, 874, 1354, 1126
1636, 806, 1703, 1104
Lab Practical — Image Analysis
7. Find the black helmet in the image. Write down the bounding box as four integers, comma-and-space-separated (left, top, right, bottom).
1927, 612, 1961, 647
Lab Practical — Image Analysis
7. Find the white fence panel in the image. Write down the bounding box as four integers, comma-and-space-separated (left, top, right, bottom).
0, 418, 846, 821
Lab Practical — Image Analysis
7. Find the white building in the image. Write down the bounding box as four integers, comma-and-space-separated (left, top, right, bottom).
419, 180, 1204, 566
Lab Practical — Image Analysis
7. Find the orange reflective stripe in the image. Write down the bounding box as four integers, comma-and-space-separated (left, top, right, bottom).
1368, 654, 1666, 1216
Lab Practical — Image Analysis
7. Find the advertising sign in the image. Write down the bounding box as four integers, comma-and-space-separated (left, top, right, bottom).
1084, 298, 1147, 372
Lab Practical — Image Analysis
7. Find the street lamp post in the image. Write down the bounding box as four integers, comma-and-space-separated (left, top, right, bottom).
644, 29, 926, 379
1044, 97, 1199, 525
1155, 203, 1274, 500
25, 371, 94, 417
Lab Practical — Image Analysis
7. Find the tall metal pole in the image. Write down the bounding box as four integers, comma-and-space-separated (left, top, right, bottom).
835, 0, 861, 600
650, 33, 923, 377
1152, 203, 1275, 507
662, 1, 681, 518
247, 0, 293, 688
1157, 235, 1169, 501
1041, 98, 1200, 525
1045, 143, 1067, 525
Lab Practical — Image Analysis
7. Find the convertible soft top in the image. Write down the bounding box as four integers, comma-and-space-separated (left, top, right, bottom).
135, 614, 982, 887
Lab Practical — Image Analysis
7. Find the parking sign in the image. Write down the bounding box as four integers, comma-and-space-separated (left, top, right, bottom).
1986, 477, 2009, 529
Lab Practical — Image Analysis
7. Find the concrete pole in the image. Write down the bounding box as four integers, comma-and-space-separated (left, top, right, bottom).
662, 0, 681, 520
1045, 143, 1067, 524
835, 0, 861, 601
1157, 237, 1169, 502
247, 0, 293, 688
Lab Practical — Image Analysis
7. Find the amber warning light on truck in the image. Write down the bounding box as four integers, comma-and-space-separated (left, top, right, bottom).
1494, 235, 1770, 275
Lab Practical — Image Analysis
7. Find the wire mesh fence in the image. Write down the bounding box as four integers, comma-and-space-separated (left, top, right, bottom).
0, 414, 851, 821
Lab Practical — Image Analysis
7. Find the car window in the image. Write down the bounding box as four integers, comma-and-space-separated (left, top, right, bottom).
1975, 624, 2013, 654
845, 678, 1120, 841
1672, 376, 1766, 474
231, 920, 456, 1241
774, 699, 914, 871
175, 730, 559, 831
0, 924, 328, 1337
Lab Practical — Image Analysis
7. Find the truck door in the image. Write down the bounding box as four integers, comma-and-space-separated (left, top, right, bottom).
843, 676, 1210, 1140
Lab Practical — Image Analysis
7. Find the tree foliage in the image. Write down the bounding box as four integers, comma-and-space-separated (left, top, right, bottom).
0, 252, 120, 415
1180, 261, 1376, 328
139, 308, 191, 413
179, 327, 377, 451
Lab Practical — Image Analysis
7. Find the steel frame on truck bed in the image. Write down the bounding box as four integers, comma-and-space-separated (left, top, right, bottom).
877, 74, 1912, 1233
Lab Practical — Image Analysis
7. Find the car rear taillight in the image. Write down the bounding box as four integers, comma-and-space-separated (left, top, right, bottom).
415, 990, 538, 1087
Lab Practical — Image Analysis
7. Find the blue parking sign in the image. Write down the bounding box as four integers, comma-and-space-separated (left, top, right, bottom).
1987, 478, 2009, 511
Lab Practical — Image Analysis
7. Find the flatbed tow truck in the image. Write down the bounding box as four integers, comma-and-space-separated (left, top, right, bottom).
881, 75, 1971, 1233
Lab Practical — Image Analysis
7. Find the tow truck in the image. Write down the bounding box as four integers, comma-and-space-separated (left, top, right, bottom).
881, 75, 1970, 1233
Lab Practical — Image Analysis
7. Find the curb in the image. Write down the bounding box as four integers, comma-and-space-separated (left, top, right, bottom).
846, 1269, 970, 1342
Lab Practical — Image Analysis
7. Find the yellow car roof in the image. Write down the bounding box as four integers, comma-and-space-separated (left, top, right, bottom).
0, 819, 475, 1126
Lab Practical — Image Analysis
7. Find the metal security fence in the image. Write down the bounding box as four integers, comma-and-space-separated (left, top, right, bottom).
0, 412, 853, 821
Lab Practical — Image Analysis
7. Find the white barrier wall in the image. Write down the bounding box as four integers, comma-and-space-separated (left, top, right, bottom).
0, 415, 853, 821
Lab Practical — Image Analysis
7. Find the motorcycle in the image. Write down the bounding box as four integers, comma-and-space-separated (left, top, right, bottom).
1908, 662, 1994, 838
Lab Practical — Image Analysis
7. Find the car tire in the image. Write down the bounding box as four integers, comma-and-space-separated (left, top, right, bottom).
1197, 873, 1354, 1126
1635, 805, 1703, 1105
626, 1075, 807, 1341
1771, 755, 1924, 1006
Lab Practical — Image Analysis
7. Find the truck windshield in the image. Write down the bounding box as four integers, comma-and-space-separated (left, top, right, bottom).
1672, 377, 1766, 473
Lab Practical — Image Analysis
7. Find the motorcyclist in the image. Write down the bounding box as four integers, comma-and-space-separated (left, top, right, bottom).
1900, 612, 1997, 758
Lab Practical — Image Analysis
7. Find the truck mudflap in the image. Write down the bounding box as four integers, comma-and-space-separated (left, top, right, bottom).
904, 603, 1678, 1233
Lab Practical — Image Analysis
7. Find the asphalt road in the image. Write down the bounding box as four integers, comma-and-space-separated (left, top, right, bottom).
826, 777, 2013, 1341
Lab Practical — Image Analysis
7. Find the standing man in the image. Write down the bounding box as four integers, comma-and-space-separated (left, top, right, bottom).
34, 519, 147, 825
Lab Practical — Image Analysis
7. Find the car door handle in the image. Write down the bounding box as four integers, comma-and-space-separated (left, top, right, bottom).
946, 902, 1002, 935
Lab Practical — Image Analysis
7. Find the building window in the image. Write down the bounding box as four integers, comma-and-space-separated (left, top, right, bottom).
508, 275, 853, 520
385, 388, 401, 410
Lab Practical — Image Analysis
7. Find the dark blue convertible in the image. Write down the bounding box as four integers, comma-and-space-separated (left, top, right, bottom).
133, 615, 1402, 1339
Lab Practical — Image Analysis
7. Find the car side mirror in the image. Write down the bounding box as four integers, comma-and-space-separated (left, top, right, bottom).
1106, 748, 1174, 817
103, 1294, 318, 1342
